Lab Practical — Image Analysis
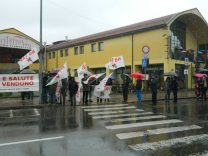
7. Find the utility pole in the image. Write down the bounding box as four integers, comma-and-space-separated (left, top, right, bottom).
39, 0, 44, 104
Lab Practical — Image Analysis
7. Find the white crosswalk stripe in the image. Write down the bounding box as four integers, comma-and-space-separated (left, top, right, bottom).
109, 115, 166, 123
116, 125, 202, 139
89, 109, 143, 115
81, 104, 128, 109
105, 119, 183, 130
84, 103, 206, 154
92, 112, 152, 119
84, 106, 136, 112
129, 134, 208, 151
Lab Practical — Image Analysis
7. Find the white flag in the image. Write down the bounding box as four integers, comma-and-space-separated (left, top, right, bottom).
105, 56, 125, 70
18, 48, 39, 70
94, 85, 112, 99
77, 62, 88, 80
46, 63, 68, 86
83, 73, 105, 84
96, 72, 113, 92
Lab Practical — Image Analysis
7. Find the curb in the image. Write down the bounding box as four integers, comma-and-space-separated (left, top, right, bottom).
0, 96, 195, 110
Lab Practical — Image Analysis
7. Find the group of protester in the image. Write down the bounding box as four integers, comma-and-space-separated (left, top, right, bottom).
41, 72, 112, 106
121, 75, 179, 108
195, 75, 208, 100
22, 70, 181, 107
42, 72, 78, 106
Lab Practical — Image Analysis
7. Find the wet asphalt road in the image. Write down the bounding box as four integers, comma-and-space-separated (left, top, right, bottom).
0, 99, 208, 156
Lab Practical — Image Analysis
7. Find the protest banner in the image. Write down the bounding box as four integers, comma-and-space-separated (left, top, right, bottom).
76, 63, 88, 102
93, 85, 112, 99
46, 63, 68, 86
0, 74, 39, 92
105, 56, 125, 70
95, 72, 113, 92
77, 62, 88, 80
83, 73, 105, 84
18, 48, 39, 70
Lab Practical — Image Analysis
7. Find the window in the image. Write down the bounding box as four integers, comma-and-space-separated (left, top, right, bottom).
170, 20, 186, 60
74, 47, 78, 55
80, 46, 84, 54
91, 43, 96, 52
60, 50, 63, 57
65, 49, 68, 56
52, 51, 55, 58
98, 42, 104, 51
74, 69, 78, 77
48, 52, 51, 59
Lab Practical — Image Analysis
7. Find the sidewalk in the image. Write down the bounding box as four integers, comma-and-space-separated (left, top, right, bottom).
0, 90, 195, 110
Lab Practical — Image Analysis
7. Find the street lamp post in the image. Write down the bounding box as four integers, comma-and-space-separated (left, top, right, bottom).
39, 0, 44, 104
43, 42, 47, 71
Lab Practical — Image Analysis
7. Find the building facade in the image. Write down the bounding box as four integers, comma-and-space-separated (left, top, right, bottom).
0, 28, 40, 73
46, 8, 208, 89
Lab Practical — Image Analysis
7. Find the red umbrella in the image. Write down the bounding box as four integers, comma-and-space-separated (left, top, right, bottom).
194, 73, 206, 78
130, 72, 145, 79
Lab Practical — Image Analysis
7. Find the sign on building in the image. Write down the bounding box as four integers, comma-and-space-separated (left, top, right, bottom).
142, 45, 150, 57
184, 58, 189, 66
142, 57, 147, 68
0, 33, 39, 51
184, 69, 188, 75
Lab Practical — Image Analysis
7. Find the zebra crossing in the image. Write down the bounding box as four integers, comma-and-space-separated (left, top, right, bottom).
81, 103, 207, 154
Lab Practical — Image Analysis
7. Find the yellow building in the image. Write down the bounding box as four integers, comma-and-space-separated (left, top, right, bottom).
0, 28, 40, 73
46, 8, 208, 89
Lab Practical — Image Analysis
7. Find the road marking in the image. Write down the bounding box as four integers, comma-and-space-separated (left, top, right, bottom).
89, 109, 144, 115
109, 115, 166, 123
34, 108, 40, 116
0, 136, 64, 147
9, 110, 13, 118
84, 106, 136, 112
189, 151, 208, 156
116, 125, 202, 139
93, 112, 153, 119
129, 134, 208, 151
105, 119, 183, 130
81, 104, 129, 109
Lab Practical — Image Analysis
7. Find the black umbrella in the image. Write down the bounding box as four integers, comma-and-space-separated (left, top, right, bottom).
120, 73, 131, 80
163, 72, 178, 77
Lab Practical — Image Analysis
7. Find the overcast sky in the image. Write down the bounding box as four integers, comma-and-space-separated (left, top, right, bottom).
1, 0, 208, 44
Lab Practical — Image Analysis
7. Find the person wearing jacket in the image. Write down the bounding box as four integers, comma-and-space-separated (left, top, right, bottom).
201, 76, 207, 100
68, 77, 78, 106
81, 74, 90, 105
122, 76, 130, 103
171, 76, 178, 103
164, 77, 171, 102
150, 76, 158, 105
136, 78, 142, 108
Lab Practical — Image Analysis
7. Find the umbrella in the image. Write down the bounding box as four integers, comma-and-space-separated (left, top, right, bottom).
120, 73, 131, 80
163, 72, 178, 77
197, 68, 208, 74
194, 73, 206, 78
20, 69, 36, 74
130, 72, 145, 79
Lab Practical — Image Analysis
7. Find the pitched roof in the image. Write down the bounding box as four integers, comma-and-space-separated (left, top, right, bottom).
47, 11, 181, 51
